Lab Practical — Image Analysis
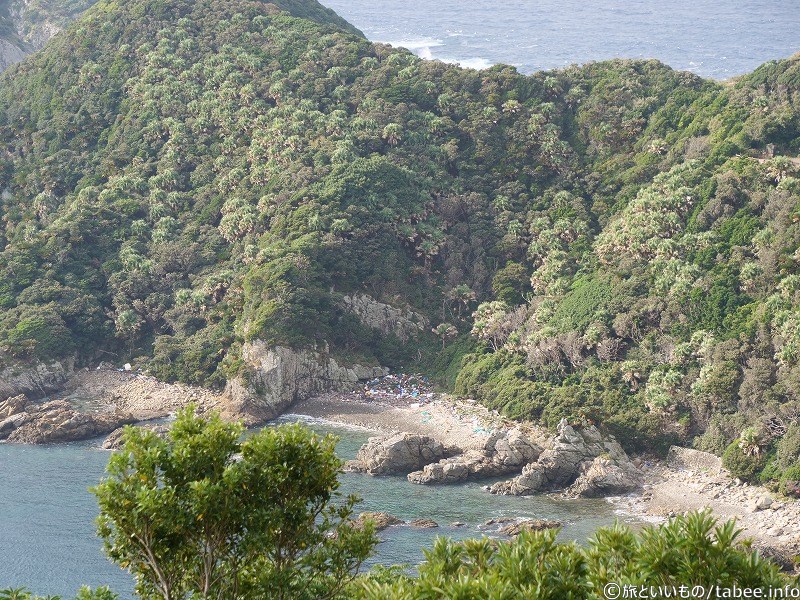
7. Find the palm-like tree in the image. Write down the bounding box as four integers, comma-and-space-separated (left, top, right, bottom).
447, 284, 476, 318
383, 123, 402, 146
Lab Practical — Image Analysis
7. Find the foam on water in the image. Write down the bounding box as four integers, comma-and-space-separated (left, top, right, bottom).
321, 0, 800, 80
280, 412, 377, 432
378, 38, 443, 50
440, 56, 494, 70
377, 37, 494, 70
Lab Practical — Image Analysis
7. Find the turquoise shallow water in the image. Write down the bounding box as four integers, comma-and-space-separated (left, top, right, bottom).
0, 416, 632, 597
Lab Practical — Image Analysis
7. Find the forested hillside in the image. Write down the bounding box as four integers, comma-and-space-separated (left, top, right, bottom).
0, 0, 799, 482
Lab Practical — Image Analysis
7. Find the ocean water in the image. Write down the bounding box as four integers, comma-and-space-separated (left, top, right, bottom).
0, 417, 629, 597
320, 0, 800, 80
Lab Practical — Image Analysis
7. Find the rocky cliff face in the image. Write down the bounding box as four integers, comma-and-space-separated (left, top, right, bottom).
0, 356, 74, 402
0, 38, 27, 71
223, 295, 421, 422
341, 294, 428, 342
224, 342, 387, 422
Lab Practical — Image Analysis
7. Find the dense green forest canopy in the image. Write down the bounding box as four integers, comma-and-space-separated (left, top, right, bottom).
0, 0, 799, 481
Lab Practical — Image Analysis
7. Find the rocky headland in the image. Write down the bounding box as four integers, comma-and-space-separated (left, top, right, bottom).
291, 385, 800, 569
0, 360, 227, 444
488, 419, 642, 498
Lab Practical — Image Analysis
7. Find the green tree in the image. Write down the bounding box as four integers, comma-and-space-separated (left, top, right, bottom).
354, 512, 792, 599
92, 409, 376, 600
432, 322, 458, 349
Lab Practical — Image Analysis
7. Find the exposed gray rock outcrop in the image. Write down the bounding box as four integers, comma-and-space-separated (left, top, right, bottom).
0, 394, 135, 444
0, 38, 26, 71
498, 519, 561, 536
407, 426, 544, 484
341, 294, 428, 342
224, 342, 387, 422
0, 0, 100, 72
665, 446, 724, 475
409, 518, 438, 528
490, 420, 641, 497
0, 357, 74, 402
345, 432, 457, 475
407, 450, 488, 484
568, 456, 641, 498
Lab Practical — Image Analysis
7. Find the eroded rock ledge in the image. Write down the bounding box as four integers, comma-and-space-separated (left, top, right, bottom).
0, 394, 134, 444
345, 419, 640, 499
344, 432, 458, 475
490, 419, 642, 498
102, 422, 171, 450
407, 426, 545, 484
0, 357, 73, 402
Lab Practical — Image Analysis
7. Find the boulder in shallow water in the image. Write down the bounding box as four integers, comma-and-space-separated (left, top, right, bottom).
349, 432, 457, 476
407, 426, 544, 485
409, 518, 438, 528
102, 423, 171, 450
499, 519, 562, 536
356, 512, 404, 531
407, 451, 488, 484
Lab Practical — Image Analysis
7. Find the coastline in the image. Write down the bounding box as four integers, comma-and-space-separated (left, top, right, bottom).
609, 460, 800, 570
289, 390, 525, 452
289, 391, 800, 571
54, 366, 228, 420
7, 367, 799, 570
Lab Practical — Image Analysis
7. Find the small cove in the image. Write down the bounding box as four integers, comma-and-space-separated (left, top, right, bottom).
0, 415, 634, 597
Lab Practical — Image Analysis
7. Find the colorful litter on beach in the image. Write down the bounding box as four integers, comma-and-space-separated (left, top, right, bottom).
361, 374, 435, 405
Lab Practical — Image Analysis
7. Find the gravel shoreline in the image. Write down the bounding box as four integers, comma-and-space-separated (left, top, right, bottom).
289, 390, 524, 451
57, 367, 227, 419
608, 460, 800, 571
291, 391, 800, 571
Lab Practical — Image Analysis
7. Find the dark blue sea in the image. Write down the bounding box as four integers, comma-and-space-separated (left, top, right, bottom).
321, 0, 800, 79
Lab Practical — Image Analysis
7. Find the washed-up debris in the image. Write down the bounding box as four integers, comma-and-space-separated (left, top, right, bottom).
361, 373, 435, 405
